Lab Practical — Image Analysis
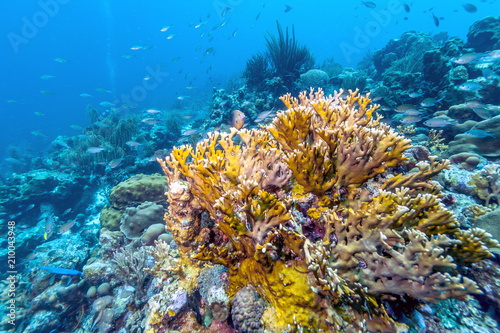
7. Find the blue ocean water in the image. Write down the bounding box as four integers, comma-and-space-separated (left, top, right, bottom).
0, 0, 495, 166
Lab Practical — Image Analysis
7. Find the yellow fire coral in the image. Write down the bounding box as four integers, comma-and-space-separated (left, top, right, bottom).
155, 88, 496, 332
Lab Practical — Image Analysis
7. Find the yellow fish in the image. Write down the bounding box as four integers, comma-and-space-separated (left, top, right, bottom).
231, 109, 245, 130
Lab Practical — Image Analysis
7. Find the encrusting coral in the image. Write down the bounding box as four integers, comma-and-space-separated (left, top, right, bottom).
153, 88, 497, 332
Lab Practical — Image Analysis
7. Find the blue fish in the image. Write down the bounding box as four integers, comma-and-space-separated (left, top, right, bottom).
38, 266, 83, 276
464, 129, 495, 138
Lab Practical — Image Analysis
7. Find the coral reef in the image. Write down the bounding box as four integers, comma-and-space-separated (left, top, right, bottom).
230, 285, 265, 333
469, 164, 500, 207
154, 89, 496, 332
120, 201, 165, 239
466, 16, 500, 52
99, 174, 167, 231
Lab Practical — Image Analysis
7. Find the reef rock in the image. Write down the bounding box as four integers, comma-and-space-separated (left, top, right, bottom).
466, 16, 500, 52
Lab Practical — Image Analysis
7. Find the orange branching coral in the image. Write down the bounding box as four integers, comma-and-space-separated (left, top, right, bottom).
449, 228, 499, 264
155, 89, 496, 332
383, 155, 449, 195
269, 88, 411, 203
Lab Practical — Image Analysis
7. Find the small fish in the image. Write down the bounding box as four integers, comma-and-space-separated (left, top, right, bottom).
408, 92, 423, 98
129, 175, 143, 181
53, 57, 69, 63
5, 157, 25, 165
78, 134, 91, 140
404, 3, 410, 12
457, 81, 482, 91
121, 53, 135, 59
160, 25, 173, 32
231, 109, 245, 129
79, 93, 93, 98
284, 4, 292, 12
25, 252, 38, 261
182, 129, 198, 136
45, 215, 54, 235
220, 6, 231, 17
7, 99, 19, 104
453, 53, 480, 64
464, 129, 494, 138
177, 95, 190, 100
54, 140, 70, 149
396, 104, 418, 112
40, 75, 55, 80
423, 118, 454, 127
205, 47, 214, 55
172, 57, 181, 63
100, 101, 114, 107
95, 88, 111, 93
361, 1, 376, 8
26, 204, 35, 211
126, 141, 142, 147
70, 125, 83, 131
220, 19, 229, 27
400, 115, 422, 124
62, 208, 72, 216
432, 13, 439, 27
31, 130, 48, 137
130, 45, 145, 50
404, 109, 423, 116
146, 109, 161, 114
166, 33, 179, 40
86, 147, 107, 153
194, 21, 208, 29
142, 118, 157, 125
420, 97, 440, 107
143, 75, 153, 81
109, 157, 123, 169
463, 4, 477, 13
57, 220, 75, 234
41, 90, 55, 95
470, 104, 500, 120
94, 121, 110, 128
34, 111, 46, 117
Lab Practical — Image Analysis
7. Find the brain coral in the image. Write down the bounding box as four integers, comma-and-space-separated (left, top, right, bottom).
299, 69, 329, 89
230, 285, 265, 333
120, 201, 165, 239
100, 174, 167, 231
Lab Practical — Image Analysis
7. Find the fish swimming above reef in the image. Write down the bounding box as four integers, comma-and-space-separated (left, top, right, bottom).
231, 109, 245, 129
44, 215, 54, 240
453, 53, 481, 64
57, 220, 75, 234
432, 12, 440, 27
38, 266, 83, 276
464, 129, 495, 138
423, 118, 455, 127
86, 147, 107, 154
463, 3, 477, 13
457, 81, 482, 91
466, 102, 500, 120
